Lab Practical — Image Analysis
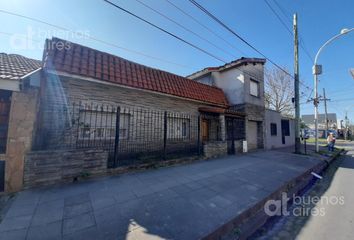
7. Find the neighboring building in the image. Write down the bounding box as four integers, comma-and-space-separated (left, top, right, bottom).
187, 57, 266, 150
0, 53, 41, 192
302, 113, 337, 130
264, 109, 294, 149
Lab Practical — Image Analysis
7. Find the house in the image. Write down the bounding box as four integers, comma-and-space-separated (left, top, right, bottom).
0, 53, 41, 192
302, 113, 337, 130
0, 37, 295, 192
0, 37, 250, 191
187, 57, 266, 151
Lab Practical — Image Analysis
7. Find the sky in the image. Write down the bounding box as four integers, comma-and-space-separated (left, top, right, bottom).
0, 0, 353, 122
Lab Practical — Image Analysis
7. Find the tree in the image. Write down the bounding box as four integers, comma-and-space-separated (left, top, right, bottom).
264, 67, 294, 117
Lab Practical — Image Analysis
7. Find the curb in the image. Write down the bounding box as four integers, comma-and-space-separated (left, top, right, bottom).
203, 149, 344, 240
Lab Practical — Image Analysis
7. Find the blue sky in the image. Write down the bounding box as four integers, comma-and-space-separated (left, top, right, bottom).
0, 0, 353, 122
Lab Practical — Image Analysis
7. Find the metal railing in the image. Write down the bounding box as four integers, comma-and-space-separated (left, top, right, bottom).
34, 102, 212, 167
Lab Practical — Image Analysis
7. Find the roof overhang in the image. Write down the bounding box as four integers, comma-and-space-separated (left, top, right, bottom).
0, 78, 21, 91
199, 107, 246, 117
0, 67, 41, 92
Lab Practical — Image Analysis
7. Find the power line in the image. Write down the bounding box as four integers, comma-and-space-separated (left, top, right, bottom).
268, 0, 314, 62
0, 9, 194, 69
134, 0, 236, 59
102, 0, 227, 63
188, 0, 294, 78
188, 0, 313, 90
272, 0, 292, 22
262, 0, 314, 92
264, 0, 292, 35
163, 0, 247, 56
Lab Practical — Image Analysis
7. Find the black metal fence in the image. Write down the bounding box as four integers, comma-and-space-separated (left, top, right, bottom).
35, 102, 203, 167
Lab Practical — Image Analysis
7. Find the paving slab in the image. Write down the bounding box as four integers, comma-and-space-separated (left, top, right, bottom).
0, 149, 324, 239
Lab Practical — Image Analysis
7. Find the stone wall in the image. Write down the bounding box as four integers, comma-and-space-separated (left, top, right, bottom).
203, 141, 227, 158
5, 88, 39, 192
24, 149, 108, 188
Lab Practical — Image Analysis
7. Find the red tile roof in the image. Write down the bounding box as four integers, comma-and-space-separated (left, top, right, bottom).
0, 53, 41, 80
42, 38, 228, 107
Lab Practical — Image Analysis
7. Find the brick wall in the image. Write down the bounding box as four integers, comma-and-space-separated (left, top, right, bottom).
24, 149, 108, 188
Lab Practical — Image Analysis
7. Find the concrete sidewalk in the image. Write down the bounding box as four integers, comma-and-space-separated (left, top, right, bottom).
0, 150, 323, 240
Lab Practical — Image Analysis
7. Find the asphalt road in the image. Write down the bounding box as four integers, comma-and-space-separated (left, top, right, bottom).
296, 143, 354, 240
252, 141, 354, 240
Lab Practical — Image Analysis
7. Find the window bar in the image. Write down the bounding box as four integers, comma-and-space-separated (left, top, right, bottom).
99, 104, 104, 147
82, 103, 87, 148
75, 102, 81, 148
163, 111, 167, 160
113, 106, 120, 168
104, 105, 109, 149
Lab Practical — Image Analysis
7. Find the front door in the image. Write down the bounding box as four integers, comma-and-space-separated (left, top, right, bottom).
0, 90, 11, 154
248, 121, 258, 150
201, 119, 209, 142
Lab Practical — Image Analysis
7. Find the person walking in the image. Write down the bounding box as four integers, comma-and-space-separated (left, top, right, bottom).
327, 132, 335, 151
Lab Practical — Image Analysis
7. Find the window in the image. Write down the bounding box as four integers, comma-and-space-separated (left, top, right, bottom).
250, 79, 259, 97
281, 120, 290, 136
78, 111, 130, 140
270, 123, 277, 136
167, 117, 190, 139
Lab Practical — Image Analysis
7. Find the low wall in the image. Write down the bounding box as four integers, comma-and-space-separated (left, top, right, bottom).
203, 141, 227, 158
24, 149, 108, 188
234, 140, 244, 153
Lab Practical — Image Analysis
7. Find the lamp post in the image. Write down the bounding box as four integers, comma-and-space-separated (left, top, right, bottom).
313, 28, 354, 152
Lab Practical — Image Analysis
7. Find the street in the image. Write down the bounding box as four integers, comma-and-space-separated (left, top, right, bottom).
252, 140, 354, 240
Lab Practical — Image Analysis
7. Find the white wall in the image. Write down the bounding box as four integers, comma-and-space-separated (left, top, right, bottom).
265, 109, 295, 149
192, 63, 264, 106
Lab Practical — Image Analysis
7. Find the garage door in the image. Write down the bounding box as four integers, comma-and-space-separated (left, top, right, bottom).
248, 121, 258, 150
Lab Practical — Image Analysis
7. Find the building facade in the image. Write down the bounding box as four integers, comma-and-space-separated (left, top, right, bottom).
187, 57, 266, 150
264, 109, 294, 149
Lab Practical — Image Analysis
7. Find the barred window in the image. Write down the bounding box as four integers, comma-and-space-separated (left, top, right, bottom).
167, 117, 190, 139
78, 111, 130, 140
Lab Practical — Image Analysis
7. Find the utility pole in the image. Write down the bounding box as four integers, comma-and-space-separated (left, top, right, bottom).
293, 13, 301, 154
323, 88, 330, 136
345, 111, 349, 140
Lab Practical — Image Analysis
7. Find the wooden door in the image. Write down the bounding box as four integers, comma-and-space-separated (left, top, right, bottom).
0, 90, 12, 153
201, 119, 209, 142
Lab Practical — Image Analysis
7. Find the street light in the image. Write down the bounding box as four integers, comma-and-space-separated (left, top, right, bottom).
313, 28, 354, 152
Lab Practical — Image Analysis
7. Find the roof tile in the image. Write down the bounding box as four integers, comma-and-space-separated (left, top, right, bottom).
43, 38, 228, 107
0, 53, 41, 80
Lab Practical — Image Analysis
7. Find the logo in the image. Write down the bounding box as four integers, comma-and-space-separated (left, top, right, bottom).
264, 192, 344, 217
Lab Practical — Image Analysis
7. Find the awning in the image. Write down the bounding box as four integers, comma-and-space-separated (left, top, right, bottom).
198, 107, 246, 117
